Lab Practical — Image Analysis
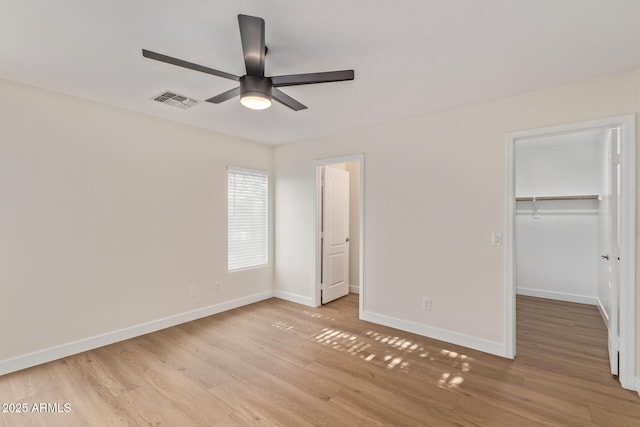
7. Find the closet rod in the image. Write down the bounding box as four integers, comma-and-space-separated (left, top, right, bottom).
515, 195, 599, 202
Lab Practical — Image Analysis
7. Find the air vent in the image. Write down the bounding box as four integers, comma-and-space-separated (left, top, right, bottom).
152, 91, 199, 109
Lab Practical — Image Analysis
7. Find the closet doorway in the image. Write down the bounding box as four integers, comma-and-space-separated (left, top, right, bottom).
313, 155, 364, 313
505, 115, 636, 390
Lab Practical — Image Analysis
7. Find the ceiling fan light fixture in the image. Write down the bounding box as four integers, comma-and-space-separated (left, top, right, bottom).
239, 75, 272, 110
240, 94, 272, 110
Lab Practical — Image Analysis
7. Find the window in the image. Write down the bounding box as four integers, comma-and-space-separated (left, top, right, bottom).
227, 167, 268, 271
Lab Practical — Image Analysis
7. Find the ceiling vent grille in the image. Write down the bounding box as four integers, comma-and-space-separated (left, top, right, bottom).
152, 91, 199, 109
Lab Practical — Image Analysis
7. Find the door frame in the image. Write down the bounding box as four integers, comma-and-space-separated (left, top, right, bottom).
313, 154, 364, 315
505, 115, 636, 390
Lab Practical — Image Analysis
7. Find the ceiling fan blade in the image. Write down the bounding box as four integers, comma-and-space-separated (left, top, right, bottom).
238, 14, 265, 77
142, 49, 239, 81
271, 70, 354, 87
205, 87, 241, 104
272, 88, 307, 111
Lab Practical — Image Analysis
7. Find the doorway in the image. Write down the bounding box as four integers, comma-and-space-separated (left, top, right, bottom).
505, 115, 636, 390
314, 155, 364, 314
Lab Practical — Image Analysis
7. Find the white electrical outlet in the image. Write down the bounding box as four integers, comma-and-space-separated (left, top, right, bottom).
422, 297, 431, 311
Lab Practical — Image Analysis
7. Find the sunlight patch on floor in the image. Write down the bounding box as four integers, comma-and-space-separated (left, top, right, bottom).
273, 306, 473, 387
436, 349, 472, 388
438, 372, 465, 388
365, 330, 426, 356
311, 328, 417, 371
271, 321, 295, 332
301, 310, 335, 321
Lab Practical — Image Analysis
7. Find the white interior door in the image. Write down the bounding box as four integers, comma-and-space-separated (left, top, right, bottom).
599, 128, 620, 376
321, 166, 350, 304
607, 130, 621, 376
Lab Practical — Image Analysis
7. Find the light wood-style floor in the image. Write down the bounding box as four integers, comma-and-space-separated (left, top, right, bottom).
1, 294, 638, 426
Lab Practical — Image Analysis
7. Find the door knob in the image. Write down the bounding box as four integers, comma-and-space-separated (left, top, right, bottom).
601, 255, 609, 260
345, 237, 350, 242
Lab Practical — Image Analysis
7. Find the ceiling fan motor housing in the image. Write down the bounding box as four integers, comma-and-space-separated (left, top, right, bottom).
240, 75, 272, 100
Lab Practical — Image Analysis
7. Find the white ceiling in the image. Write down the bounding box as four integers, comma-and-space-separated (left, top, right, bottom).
2, 1, 640, 145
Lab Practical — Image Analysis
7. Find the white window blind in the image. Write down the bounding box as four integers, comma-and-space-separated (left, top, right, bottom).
228, 167, 268, 271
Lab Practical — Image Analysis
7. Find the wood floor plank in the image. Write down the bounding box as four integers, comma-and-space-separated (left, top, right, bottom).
214, 410, 281, 427
194, 338, 361, 425
453, 371, 595, 426
453, 395, 550, 427
524, 373, 640, 415
329, 385, 465, 427
71, 349, 144, 398
589, 403, 640, 426
0, 363, 56, 404
0, 293, 638, 426
135, 330, 233, 390
115, 340, 234, 425
45, 358, 137, 426
209, 379, 316, 427
115, 385, 197, 426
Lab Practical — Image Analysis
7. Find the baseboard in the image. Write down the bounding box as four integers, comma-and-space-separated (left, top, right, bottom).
360, 310, 507, 358
516, 288, 598, 306
349, 285, 360, 294
274, 290, 314, 307
637, 377, 640, 397
0, 290, 275, 377
596, 297, 609, 327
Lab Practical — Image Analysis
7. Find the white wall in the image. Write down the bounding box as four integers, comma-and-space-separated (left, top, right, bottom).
515, 132, 604, 197
0, 79, 274, 367
516, 201, 599, 303
515, 132, 604, 304
274, 69, 640, 358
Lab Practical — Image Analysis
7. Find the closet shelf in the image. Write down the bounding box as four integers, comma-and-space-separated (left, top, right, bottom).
515, 195, 599, 202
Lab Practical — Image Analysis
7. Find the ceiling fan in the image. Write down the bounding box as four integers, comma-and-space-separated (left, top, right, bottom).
142, 14, 355, 111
